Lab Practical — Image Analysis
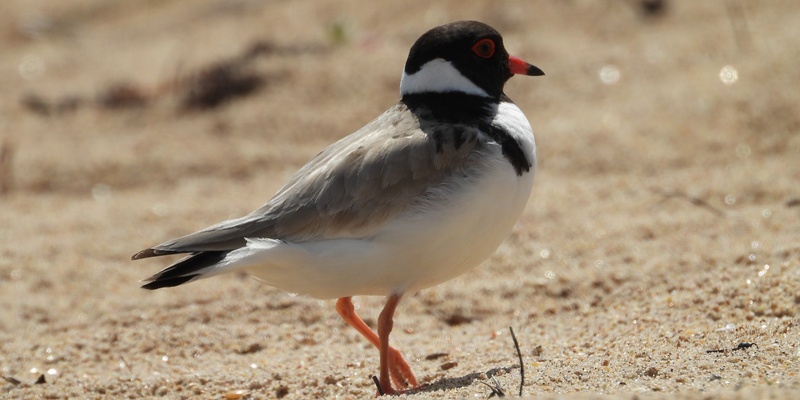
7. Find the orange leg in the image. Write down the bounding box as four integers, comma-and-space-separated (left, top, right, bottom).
336, 296, 419, 394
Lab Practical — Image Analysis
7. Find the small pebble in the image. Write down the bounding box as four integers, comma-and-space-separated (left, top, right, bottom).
225, 389, 248, 399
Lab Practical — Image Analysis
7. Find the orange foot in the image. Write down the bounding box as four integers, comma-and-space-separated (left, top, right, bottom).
386, 346, 418, 389
373, 376, 427, 397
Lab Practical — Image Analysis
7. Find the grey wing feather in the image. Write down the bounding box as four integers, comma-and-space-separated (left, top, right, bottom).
136, 102, 484, 257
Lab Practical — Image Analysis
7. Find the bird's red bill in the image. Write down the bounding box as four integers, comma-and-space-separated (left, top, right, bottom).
509, 55, 545, 76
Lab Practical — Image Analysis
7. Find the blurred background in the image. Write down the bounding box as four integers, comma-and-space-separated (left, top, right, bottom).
1, 1, 798, 195
1, 0, 799, 398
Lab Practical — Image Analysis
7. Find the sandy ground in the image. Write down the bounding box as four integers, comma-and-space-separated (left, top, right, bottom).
2, 1, 799, 399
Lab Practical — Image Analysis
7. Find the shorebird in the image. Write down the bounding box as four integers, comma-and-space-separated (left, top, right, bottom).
133, 20, 543, 395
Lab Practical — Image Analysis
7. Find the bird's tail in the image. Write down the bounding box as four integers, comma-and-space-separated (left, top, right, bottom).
140, 251, 229, 290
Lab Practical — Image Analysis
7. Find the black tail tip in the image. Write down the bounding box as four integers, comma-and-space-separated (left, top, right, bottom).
141, 274, 198, 290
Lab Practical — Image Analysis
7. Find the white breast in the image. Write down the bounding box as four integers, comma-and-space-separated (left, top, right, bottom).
236, 102, 536, 299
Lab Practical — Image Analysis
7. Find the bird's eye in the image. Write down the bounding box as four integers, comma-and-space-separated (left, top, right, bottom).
471, 38, 495, 59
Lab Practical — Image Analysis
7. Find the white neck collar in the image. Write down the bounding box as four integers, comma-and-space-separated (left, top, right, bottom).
400, 58, 489, 97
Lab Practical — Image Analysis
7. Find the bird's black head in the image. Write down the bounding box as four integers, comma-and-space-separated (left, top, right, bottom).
400, 21, 543, 99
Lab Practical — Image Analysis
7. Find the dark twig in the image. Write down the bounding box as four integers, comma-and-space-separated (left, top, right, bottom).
509, 326, 524, 396
707, 342, 758, 353
371, 375, 384, 396
479, 376, 505, 398
3, 376, 22, 385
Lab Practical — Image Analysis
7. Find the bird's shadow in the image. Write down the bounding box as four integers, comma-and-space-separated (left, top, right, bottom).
404, 365, 519, 395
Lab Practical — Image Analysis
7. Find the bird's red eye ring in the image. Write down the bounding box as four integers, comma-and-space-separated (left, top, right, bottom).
471, 38, 495, 59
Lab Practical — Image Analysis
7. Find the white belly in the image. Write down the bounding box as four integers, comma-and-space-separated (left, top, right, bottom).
240, 102, 537, 299
368, 153, 535, 295
243, 151, 534, 299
